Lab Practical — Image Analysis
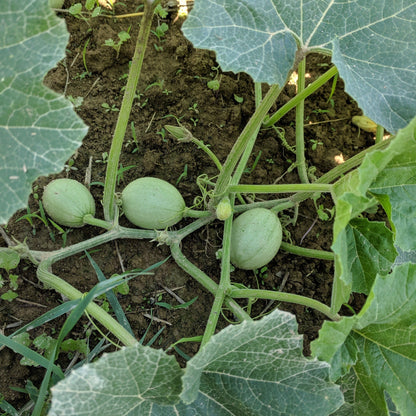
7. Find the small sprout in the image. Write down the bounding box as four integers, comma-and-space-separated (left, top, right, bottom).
176, 164, 188, 185
1, 290, 18, 302
104, 30, 131, 58
310, 139, 323, 151
152, 23, 169, 42
207, 79, 220, 91
102, 102, 119, 112
0, 248, 20, 273
234, 94, 244, 103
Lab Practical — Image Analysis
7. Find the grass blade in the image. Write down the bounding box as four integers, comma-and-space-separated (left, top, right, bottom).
85, 250, 134, 336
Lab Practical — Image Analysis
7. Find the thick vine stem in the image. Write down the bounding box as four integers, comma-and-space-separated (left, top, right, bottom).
170, 243, 251, 323
201, 202, 234, 347
37, 260, 137, 346
213, 84, 283, 204
102, 0, 160, 221
295, 58, 309, 184
280, 242, 334, 260
229, 288, 341, 321
263, 66, 338, 128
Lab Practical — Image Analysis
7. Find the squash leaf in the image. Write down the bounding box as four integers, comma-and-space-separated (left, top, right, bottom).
182, 0, 416, 133
0, 0, 88, 225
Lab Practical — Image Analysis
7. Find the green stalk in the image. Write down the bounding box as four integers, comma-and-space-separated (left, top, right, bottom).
201, 211, 234, 347
231, 82, 263, 187
280, 242, 334, 260
165, 125, 223, 171
263, 66, 338, 128
213, 84, 283, 203
229, 183, 332, 194
295, 58, 309, 183
229, 288, 341, 321
289, 136, 392, 205
37, 260, 137, 346
375, 124, 384, 143
170, 243, 251, 323
183, 209, 212, 219
102, 1, 160, 221
82, 214, 113, 230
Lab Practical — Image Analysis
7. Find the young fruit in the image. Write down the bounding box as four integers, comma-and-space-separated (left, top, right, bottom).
121, 177, 185, 229
42, 179, 96, 228
216, 196, 232, 221
230, 208, 282, 270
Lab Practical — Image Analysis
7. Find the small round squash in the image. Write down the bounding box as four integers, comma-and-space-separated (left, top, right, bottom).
121, 177, 185, 229
42, 179, 96, 228
230, 208, 282, 270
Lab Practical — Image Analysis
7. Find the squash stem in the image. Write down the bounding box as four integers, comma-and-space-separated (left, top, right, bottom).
201, 202, 234, 347
37, 260, 137, 346
102, 1, 160, 221
170, 243, 251, 323
280, 242, 334, 260
229, 288, 341, 321
295, 58, 309, 184
213, 84, 283, 203
82, 214, 113, 230
229, 183, 333, 194
263, 66, 338, 128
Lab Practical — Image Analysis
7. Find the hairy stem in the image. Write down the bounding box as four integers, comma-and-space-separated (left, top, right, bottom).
229, 288, 341, 321
229, 183, 333, 194
170, 243, 251, 323
295, 58, 309, 183
102, 1, 160, 221
280, 242, 334, 260
213, 84, 283, 203
201, 211, 234, 347
263, 66, 338, 128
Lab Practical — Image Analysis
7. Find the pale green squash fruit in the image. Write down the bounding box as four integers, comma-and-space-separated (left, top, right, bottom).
42, 179, 96, 228
121, 177, 185, 229
230, 208, 282, 270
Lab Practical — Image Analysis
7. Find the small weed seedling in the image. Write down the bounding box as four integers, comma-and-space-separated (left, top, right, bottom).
104, 29, 131, 59
102, 102, 120, 112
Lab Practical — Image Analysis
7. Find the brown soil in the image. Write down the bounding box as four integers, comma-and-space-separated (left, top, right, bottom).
0, 0, 374, 410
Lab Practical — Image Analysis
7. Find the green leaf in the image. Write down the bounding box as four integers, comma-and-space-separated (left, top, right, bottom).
50, 309, 344, 415
0, 0, 88, 225
0, 248, 20, 272
182, 0, 416, 133
181, 309, 343, 415
331, 218, 397, 295
49, 343, 183, 415
331, 117, 416, 311
312, 263, 416, 415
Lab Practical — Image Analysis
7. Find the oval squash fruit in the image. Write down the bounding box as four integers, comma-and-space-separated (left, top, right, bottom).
230, 208, 282, 270
42, 179, 96, 228
121, 177, 185, 229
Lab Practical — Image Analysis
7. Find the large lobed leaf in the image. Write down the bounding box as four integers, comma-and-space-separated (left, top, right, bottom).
182, 0, 416, 133
312, 262, 416, 415
49, 309, 344, 415
331, 116, 416, 311
0, 0, 88, 225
